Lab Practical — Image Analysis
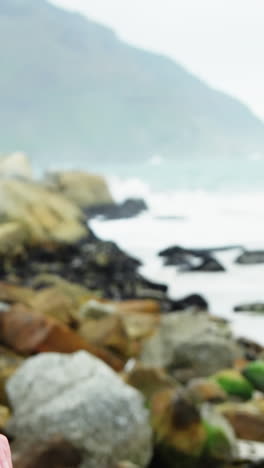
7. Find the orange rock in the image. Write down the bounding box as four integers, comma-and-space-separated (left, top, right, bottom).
0, 304, 123, 371
115, 299, 161, 316
30, 287, 78, 326
79, 316, 131, 357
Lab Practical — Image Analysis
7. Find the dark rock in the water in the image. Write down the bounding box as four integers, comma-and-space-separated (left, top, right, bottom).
234, 303, 264, 313
180, 257, 225, 273
158, 246, 226, 272
166, 294, 208, 312
235, 250, 264, 265
86, 198, 148, 220
159, 244, 243, 259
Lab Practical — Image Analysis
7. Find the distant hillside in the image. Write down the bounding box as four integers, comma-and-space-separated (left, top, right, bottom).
1, 0, 264, 161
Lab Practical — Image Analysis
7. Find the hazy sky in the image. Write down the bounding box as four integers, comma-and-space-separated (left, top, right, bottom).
51, 0, 264, 119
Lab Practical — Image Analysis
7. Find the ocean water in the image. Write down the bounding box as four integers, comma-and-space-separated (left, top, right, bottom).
88, 155, 264, 345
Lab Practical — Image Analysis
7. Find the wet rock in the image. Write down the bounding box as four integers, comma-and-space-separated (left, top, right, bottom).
213, 370, 253, 400
86, 198, 148, 220
7, 351, 152, 468
235, 250, 264, 265
46, 170, 114, 209
234, 303, 264, 313
0, 303, 123, 371
167, 294, 208, 312
140, 312, 241, 380
180, 257, 225, 273
243, 361, 264, 392
186, 378, 227, 404
158, 245, 227, 272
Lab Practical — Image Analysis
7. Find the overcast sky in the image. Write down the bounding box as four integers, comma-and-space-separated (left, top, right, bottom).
51, 0, 264, 119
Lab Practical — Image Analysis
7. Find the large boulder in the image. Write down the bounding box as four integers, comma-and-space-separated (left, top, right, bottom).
47, 171, 114, 209
6, 351, 152, 468
140, 312, 242, 380
0, 152, 33, 179
0, 179, 87, 246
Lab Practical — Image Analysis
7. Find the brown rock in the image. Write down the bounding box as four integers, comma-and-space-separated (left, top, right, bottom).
122, 313, 160, 341
223, 407, 264, 442
12, 437, 83, 468
30, 287, 78, 326
151, 389, 206, 456
125, 365, 177, 400
115, 300, 161, 316
0, 282, 34, 307
0, 304, 123, 371
79, 316, 132, 358
186, 378, 227, 404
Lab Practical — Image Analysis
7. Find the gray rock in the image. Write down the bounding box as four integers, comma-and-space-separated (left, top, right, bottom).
6, 351, 152, 468
235, 250, 264, 265
140, 312, 242, 379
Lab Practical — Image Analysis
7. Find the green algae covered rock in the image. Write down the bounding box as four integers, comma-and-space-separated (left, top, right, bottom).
213, 370, 253, 400
243, 360, 264, 392
202, 404, 237, 461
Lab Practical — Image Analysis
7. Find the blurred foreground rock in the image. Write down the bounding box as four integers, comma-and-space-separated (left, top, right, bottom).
7, 351, 152, 468
140, 312, 242, 380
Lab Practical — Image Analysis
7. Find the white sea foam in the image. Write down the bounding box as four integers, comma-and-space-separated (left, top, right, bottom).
91, 175, 264, 345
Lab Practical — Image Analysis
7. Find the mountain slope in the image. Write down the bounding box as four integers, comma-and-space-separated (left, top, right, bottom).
1, 0, 264, 161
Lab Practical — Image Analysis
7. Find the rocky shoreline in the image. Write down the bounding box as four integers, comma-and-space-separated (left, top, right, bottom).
0, 154, 263, 468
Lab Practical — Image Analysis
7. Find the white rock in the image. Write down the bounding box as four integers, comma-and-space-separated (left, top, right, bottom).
7, 351, 152, 468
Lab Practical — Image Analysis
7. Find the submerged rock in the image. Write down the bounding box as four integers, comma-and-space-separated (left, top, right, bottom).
235, 250, 264, 265
85, 198, 148, 220
158, 245, 226, 272
234, 303, 264, 313
7, 351, 152, 468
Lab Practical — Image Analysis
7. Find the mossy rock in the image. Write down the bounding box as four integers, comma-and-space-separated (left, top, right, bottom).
203, 422, 234, 461
213, 370, 253, 400
243, 360, 264, 392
